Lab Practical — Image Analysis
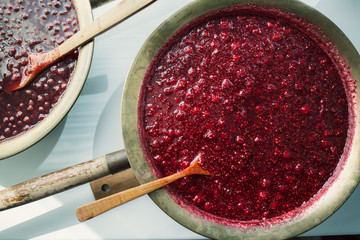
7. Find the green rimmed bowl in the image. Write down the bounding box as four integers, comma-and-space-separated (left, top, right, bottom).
122, 0, 360, 239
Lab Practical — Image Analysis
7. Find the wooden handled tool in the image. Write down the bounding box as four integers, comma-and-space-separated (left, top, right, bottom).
0, 150, 129, 210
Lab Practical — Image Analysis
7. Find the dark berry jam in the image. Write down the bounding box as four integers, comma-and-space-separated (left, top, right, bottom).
0, 0, 78, 142
138, 6, 350, 221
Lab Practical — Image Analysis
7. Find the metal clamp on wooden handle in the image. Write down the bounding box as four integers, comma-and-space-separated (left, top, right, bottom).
0, 150, 129, 211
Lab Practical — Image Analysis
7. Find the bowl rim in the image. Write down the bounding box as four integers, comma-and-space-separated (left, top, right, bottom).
122, 0, 360, 239
0, 0, 94, 160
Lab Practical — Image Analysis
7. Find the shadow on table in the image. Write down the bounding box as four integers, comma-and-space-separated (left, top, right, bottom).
90, 0, 114, 8
92, 79, 123, 157
80, 74, 109, 96
0, 117, 67, 187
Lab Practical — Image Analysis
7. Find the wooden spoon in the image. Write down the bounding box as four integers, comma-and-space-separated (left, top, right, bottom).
76, 153, 211, 222
8, 0, 155, 92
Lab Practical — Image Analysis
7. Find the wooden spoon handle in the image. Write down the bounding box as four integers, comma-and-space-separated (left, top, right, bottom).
57, 0, 155, 57
76, 171, 185, 222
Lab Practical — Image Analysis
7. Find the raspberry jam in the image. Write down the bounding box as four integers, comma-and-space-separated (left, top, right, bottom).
138, 6, 350, 222
0, 0, 78, 142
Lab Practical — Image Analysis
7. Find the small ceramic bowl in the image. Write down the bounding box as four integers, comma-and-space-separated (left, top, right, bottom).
0, 0, 94, 159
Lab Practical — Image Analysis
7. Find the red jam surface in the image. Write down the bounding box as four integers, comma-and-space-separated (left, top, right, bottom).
0, 0, 78, 142
138, 6, 350, 222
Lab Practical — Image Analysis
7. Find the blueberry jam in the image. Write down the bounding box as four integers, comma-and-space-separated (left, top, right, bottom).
138, 6, 350, 221
0, 0, 78, 142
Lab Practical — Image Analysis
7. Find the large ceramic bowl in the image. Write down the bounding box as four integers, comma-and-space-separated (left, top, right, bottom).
122, 0, 360, 239
0, 0, 94, 159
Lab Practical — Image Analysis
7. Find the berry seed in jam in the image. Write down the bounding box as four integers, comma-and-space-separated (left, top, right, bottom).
139, 5, 351, 222
0, 0, 78, 142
